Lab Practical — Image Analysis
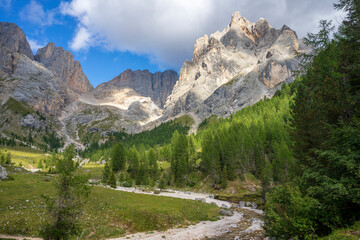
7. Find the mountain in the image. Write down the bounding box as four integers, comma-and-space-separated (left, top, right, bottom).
35, 42, 94, 94
0, 11, 308, 149
94, 69, 178, 108
163, 12, 309, 122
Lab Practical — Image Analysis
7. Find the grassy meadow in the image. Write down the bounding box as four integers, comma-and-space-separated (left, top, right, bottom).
0, 146, 47, 169
0, 169, 219, 239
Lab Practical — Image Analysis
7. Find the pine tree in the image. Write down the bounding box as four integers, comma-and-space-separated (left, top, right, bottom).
102, 162, 110, 184
40, 145, 90, 240
111, 142, 126, 173
37, 159, 43, 169
148, 148, 158, 179
108, 170, 116, 188
127, 146, 139, 179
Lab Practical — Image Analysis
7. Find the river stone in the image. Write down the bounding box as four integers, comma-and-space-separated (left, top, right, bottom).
252, 202, 258, 209
0, 165, 7, 180
195, 197, 204, 201
246, 201, 252, 207
239, 201, 246, 207
219, 209, 233, 216
221, 204, 230, 209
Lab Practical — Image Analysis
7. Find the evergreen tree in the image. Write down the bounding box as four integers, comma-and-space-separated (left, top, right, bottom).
148, 148, 158, 179
5, 152, 11, 165
127, 146, 139, 179
102, 162, 110, 184
111, 142, 126, 173
171, 134, 189, 185
108, 170, 116, 188
37, 159, 43, 169
40, 145, 90, 240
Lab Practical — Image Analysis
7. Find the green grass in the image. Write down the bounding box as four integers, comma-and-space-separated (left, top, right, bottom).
0, 146, 47, 169
1, 97, 32, 115
173, 115, 195, 126
0, 172, 219, 239
80, 163, 104, 180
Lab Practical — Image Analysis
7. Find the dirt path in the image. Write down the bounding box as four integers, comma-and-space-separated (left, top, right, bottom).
111, 187, 264, 240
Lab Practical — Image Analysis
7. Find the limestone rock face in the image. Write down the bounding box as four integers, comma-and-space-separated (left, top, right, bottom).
163, 12, 309, 120
0, 22, 34, 60
94, 69, 178, 107
35, 42, 94, 94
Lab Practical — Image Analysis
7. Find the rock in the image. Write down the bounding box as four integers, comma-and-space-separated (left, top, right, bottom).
195, 197, 204, 201
163, 11, 310, 123
0, 22, 34, 60
239, 201, 246, 208
35, 42, 94, 94
201, 198, 207, 203
252, 202, 258, 209
89, 179, 100, 184
234, 237, 240, 240
246, 201, 252, 207
94, 69, 178, 108
221, 204, 230, 209
0, 165, 7, 180
101, 160, 106, 165
219, 209, 234, 216
211, 202, 218, 206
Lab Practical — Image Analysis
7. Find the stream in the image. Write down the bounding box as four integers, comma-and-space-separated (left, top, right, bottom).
109, 187, 266, 240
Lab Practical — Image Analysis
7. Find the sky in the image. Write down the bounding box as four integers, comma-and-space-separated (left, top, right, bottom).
0, 0, 344, 87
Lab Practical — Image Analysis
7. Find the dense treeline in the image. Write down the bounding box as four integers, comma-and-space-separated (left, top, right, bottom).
197, 84, 296, 191
80, 119, 189, 160
264, 0, 360, 238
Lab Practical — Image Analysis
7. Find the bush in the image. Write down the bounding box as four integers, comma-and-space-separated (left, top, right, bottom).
264, 184, 320, 239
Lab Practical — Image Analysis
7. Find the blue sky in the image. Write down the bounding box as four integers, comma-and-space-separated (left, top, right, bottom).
0, 0, 343, 87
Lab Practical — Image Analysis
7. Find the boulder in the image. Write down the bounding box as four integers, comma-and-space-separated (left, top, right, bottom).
0, 165, 7, 180
239, 201, 246, 208
221, 204, 230, 209
219, 209, 234, 216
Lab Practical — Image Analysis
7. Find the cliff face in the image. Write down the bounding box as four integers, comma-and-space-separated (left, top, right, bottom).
163, 12, 309, 120
35, 42, 94, 94
0, 22, 34, 76
0, 22, 34, 60
94, 69, 178, 108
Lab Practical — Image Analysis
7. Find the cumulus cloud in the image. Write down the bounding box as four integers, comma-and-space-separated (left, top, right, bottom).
27, 37, 45, 53
60, 0, 344, 69
20, 0, 60, 26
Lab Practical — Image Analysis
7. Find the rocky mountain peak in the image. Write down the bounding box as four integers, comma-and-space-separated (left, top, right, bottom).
0, 22, 34, 60
163, 11, 308, 120
35, 42, 93, 94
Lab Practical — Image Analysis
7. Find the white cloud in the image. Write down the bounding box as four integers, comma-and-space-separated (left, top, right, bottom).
20, 0, 60, 26
70, 26, 92, 50
60, 0, 345, 70
27, 37, 45, 53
